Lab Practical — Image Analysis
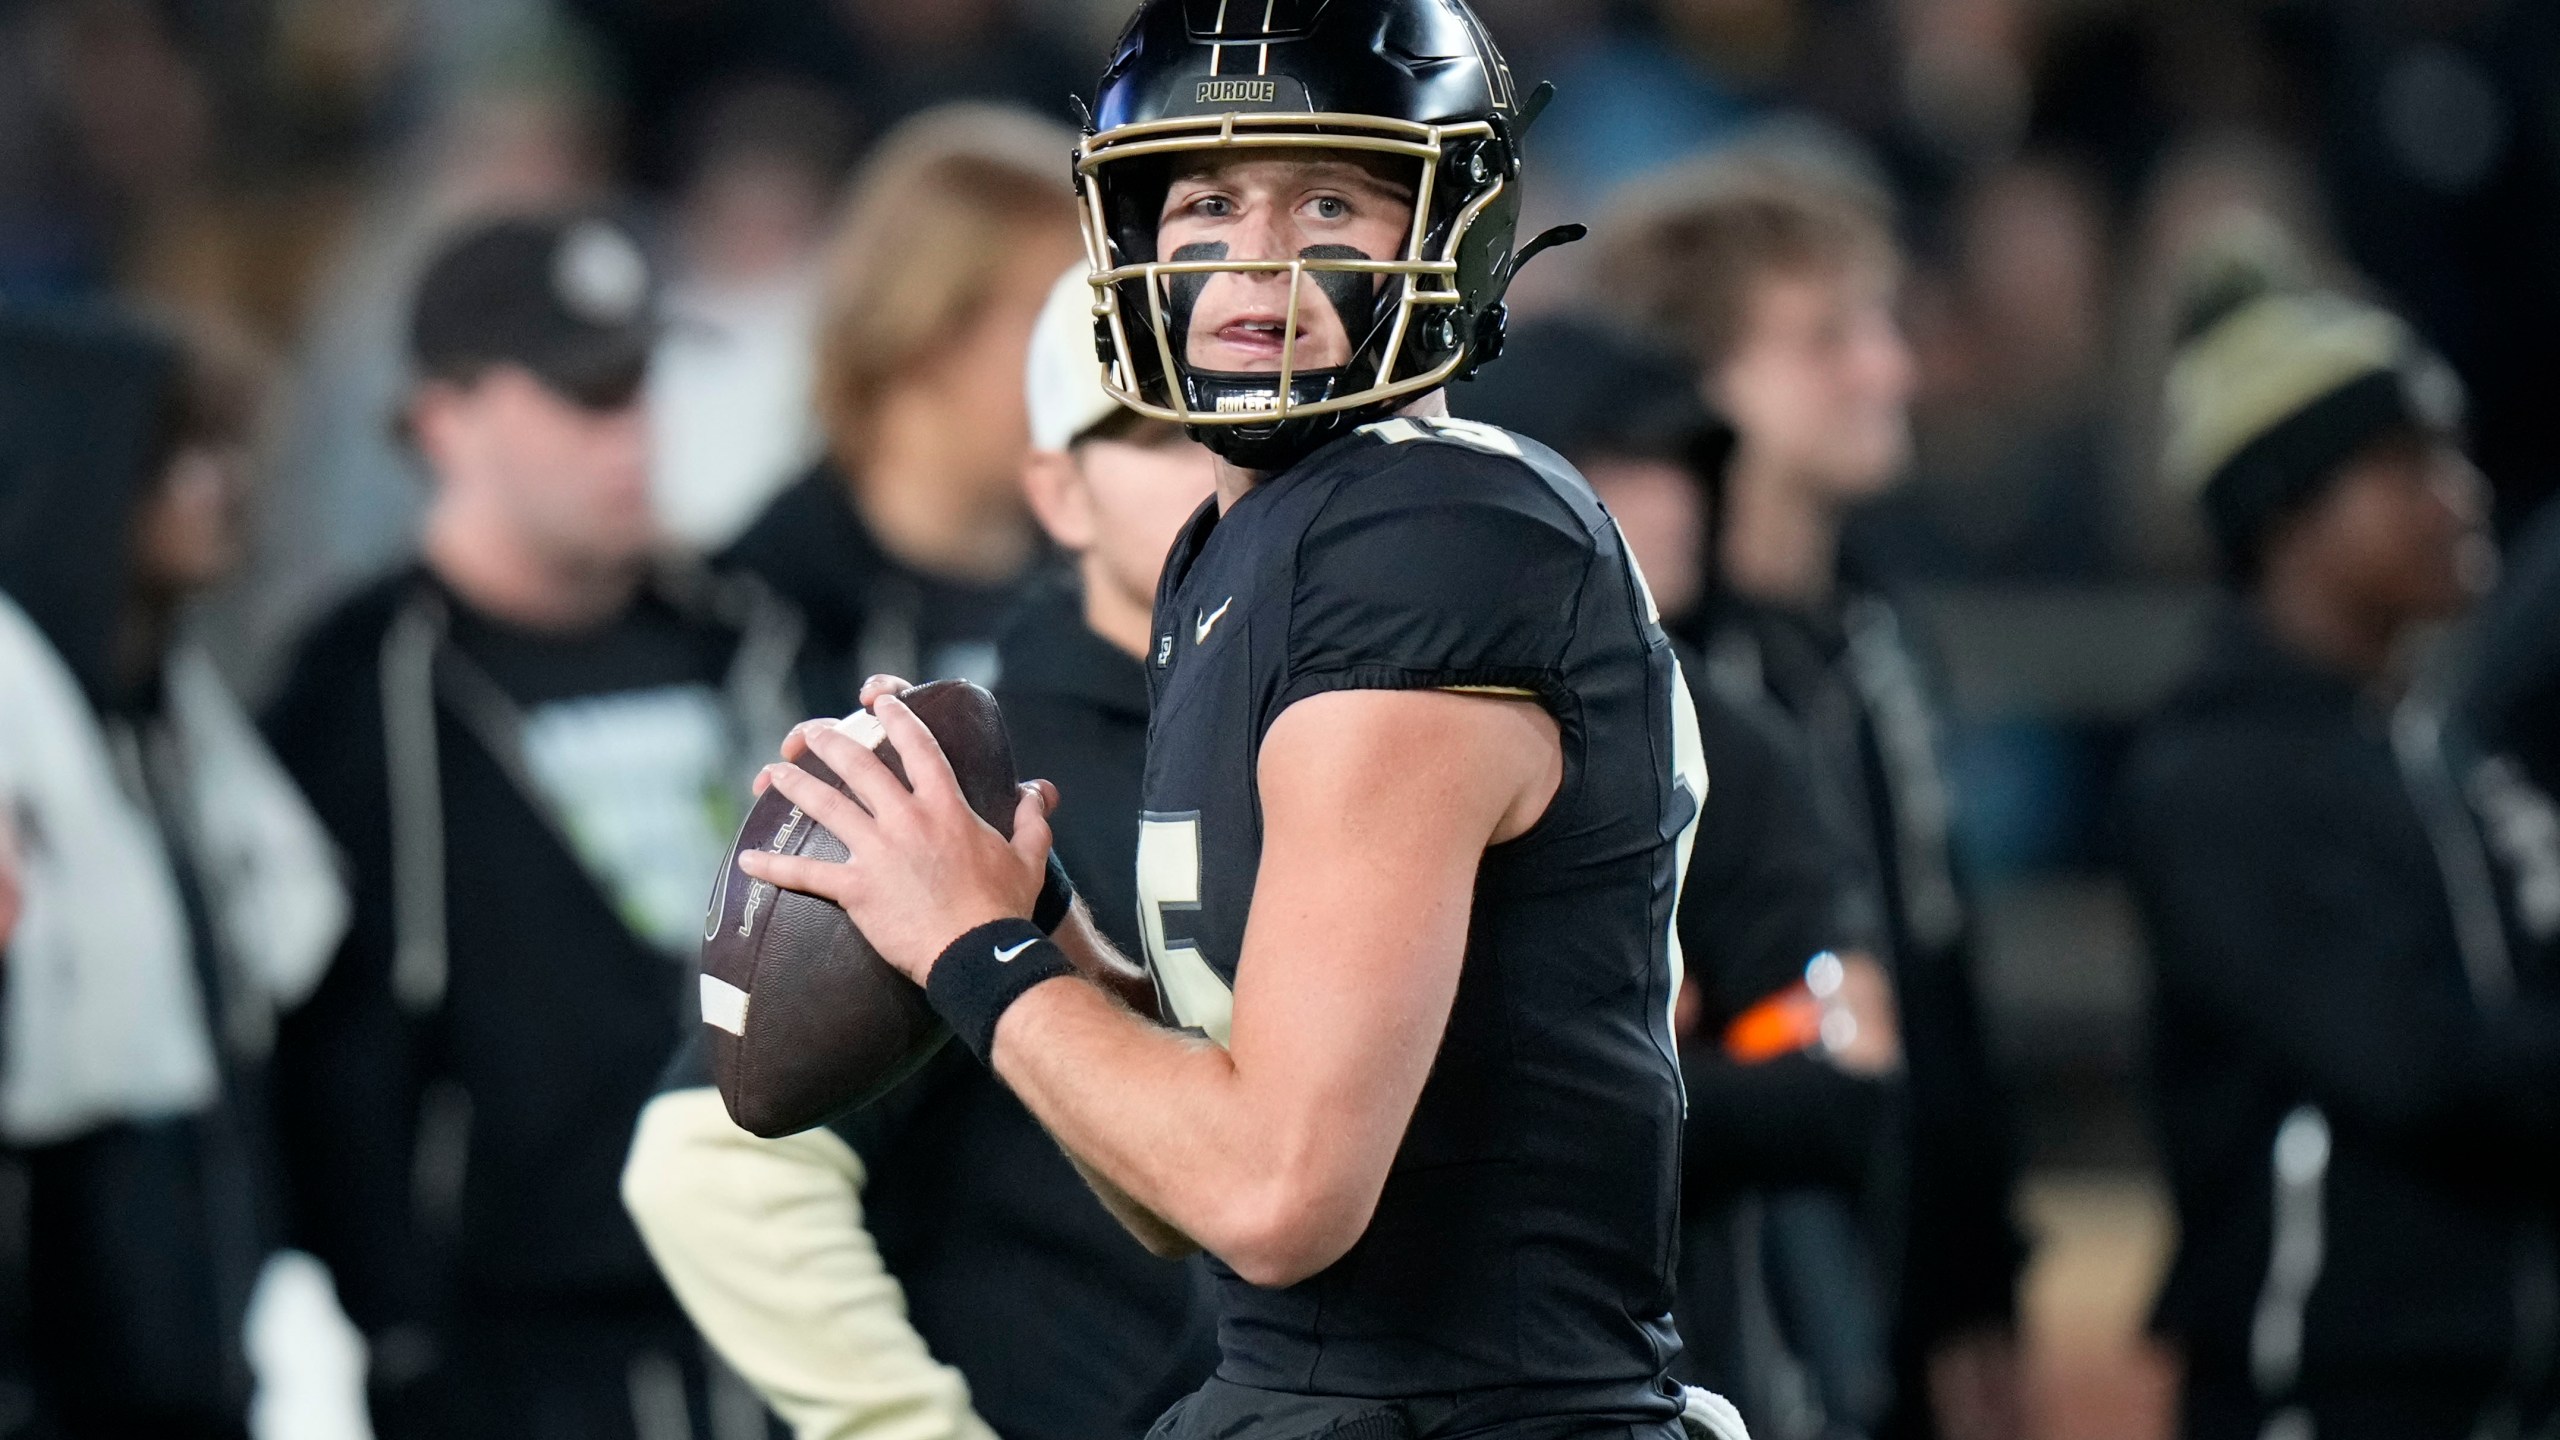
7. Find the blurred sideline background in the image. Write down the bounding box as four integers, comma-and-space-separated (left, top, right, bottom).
4, 1, 2555, 1436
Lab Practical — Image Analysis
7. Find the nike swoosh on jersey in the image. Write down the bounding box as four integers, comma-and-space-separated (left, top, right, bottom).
1195, 596, 1235, 646
992, 938, 1040, 964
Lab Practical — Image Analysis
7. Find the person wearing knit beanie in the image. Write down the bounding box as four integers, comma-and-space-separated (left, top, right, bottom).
2160, 232, 2476, 589
2122, 234, 2558, 1440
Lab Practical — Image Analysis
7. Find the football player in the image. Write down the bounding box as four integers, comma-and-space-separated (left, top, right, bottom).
735, 3, 1739, 1437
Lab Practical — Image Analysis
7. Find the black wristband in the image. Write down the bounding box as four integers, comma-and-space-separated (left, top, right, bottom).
926, 918, 1074, 1065
1033, 851, 1077, 934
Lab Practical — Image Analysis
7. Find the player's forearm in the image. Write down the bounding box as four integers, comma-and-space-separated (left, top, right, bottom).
993, 975, 1253, 1232
991, 974, 1366, 1285
1015, 915, 1208, 1258
1065, 1150, 1201, 1259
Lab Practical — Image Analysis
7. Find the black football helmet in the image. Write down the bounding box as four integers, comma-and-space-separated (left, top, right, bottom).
1077, 0, 1577, 469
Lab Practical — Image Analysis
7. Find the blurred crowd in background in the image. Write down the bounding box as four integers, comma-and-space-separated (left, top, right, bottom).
0, 0, 2556, 1438
7, 0, 2557, 584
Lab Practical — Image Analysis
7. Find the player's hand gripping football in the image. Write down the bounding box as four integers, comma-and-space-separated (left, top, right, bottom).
738, 679, 1057, 983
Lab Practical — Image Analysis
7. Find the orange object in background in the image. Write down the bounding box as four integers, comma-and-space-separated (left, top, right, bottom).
1722, 982, 1825, 1062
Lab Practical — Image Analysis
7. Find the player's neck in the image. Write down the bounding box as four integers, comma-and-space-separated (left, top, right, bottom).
1718, 454, 1844, 610
423, 496, 642, 633
1211, 391, 1449, 511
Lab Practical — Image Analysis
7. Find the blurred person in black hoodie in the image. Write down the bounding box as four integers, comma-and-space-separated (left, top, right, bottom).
262, 215, 801, 1440
1458, 317, 1904, 1440
0, 307, 347, 1437
1595, 145, 2026, 1440
626, 266, 1221, 1439
720, 103, 1085, 714
2122, 241, 2559, 1440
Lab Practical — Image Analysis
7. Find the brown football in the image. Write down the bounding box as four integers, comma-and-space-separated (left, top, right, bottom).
698, 680, 1022, 1138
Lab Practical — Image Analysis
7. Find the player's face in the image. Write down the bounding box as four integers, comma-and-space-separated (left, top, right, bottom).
1074, 432, 1221, 607
1156, 150, 1416, 374
2288, 431, 2491, 625
424, 366, 658, 571
1713, 262, 1914, 502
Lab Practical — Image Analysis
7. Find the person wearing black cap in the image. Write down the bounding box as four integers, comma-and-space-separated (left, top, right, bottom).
2121, 241, 2560, 1440
1457, 317, 1906, 1440
262, 214, 801, 1439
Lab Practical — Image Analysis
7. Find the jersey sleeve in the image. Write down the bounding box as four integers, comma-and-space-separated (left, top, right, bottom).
1279, 442, 1596, 710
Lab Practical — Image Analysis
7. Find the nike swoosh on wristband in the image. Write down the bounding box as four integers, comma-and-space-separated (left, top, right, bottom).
1195, 596, 1234, 645
992, 938, 1040, 964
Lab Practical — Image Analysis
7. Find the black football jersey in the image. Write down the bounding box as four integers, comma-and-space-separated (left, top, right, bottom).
1136, 416, 1706, 1418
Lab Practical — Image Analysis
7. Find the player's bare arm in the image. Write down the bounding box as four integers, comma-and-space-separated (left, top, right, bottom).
743, 683, 1559, 1285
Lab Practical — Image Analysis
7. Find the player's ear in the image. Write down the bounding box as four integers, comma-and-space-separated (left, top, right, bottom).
1022, 446, 1098, 553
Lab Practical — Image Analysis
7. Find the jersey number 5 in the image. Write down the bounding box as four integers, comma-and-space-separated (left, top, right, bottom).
1136, 812, 1235, 1047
